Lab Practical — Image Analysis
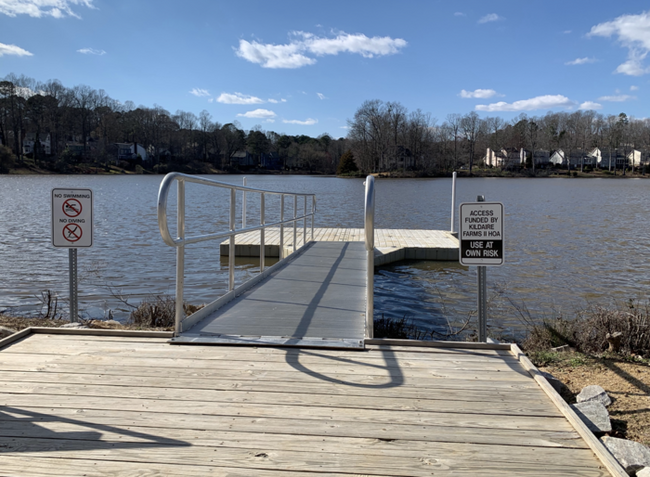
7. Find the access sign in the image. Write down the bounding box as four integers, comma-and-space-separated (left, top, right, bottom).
459, 202, 504, 266
52, 189, 93, 247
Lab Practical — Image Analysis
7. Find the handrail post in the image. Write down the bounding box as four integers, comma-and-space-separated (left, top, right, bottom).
450, 171, 457, 233
260, 193, 265, 272
364, 175, 375, 339
311, 196, 315, 240
280, 195, 285, 260
229, 188, 236, 291
303, 195, 307, 245
293, 195, 297, 253
175, 178, 186, 335
242, 177, 247, 229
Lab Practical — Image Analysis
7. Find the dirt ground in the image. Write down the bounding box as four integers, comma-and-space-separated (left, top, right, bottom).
539, 354, 650, 446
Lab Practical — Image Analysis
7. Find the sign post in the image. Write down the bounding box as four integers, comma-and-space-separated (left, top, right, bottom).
52, 189, 93, 322
459, 198, 504, 342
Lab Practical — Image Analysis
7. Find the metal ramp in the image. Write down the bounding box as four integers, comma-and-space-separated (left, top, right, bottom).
172, 241, 366, 348
157, 173, 375, 349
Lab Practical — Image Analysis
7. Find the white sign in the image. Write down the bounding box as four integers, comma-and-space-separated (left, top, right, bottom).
459, 202, 504, 266
52, 188, 93, 248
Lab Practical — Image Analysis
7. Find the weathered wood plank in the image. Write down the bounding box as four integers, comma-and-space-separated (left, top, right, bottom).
0, 381, 561, 416
0, 440, 609, 477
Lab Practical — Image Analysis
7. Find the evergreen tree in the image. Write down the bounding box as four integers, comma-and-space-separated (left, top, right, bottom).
337, 150, 358, 175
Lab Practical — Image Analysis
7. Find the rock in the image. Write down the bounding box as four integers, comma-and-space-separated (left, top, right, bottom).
636, 467, 650, 477
0, 326, 17, 339
577, 385, 612, 407
600, 436, 650, 475
571, 401, 612, 433
551, 344, 574, 353
540, 371, 569, 395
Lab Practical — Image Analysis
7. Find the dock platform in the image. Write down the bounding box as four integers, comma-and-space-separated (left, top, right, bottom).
0, 329, 625, 476
220, 228, 458, 266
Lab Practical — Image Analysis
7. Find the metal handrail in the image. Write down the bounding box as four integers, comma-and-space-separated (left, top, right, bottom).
157, 172, 316, 334
364, 175, 375, 338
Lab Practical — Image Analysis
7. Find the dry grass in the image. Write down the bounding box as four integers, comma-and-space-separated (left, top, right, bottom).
128, 296, 202, 328
522, 302, 650, 358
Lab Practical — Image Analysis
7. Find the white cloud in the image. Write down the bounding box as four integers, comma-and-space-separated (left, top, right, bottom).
579, 101, 602, 110
237, 109, 276, 119
459, 88, 500, 99
597, 94, 636, 102
235, 30, 407, 69
454, 12, 465, 17
475, 95, 575, 112
216, 92, 263, 104
631, 85, 639, 91
340, 126, 349, 129
77, 47, 105, 55
317, 92, 326, 100
564, 30, 572, 34
283, 118, 318, 125
565, 57, 596, 66
589, 11, 650, 76
267, 98, 287, 104
478, 13, 503, 24
189, 88, 210, 97
0, 0, 94, 18
0, 42, 33, 56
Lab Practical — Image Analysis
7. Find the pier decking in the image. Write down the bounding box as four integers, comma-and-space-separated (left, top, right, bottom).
220, 228, 458, 266
0, 330, 624, 476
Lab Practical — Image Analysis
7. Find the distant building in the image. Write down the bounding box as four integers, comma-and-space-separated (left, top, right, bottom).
23, 133, 51, 156
231, 151, 256, 168
260, 152, 282, 170
115, 143, 148, 163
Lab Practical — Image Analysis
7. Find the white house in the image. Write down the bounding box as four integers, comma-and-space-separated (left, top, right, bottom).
22, 133, 51, 156
116, 143, 148, 162
627, 149, 642, 167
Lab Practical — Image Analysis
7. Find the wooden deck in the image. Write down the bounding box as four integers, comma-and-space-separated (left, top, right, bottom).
0, 329, 625, 476
220, 228, 458, 266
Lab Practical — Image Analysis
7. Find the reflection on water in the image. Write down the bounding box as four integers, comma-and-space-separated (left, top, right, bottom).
1, 175, 649, 336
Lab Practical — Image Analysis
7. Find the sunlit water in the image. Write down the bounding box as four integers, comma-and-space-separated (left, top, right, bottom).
1, 174, 649, 337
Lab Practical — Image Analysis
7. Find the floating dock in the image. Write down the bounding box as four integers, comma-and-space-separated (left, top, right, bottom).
0, 329, 626, 476
220, 227, 458, 266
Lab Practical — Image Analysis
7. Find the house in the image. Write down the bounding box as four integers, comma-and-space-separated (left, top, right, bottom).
22, 132, 51, 156
627, 149, 643, 168
484, 148, 506, 167
115, 143, 148, 163
260, 152, 282, 170
230, 151, 256, 168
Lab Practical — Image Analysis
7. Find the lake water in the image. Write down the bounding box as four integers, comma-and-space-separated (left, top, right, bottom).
1, 174, 649, 338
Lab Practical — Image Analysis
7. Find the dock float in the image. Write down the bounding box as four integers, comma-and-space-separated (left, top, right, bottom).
220, 227, 459, 266
0, 328, 626, 477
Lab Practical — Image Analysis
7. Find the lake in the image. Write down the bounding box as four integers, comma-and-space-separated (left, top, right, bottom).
1, 174, 649, 338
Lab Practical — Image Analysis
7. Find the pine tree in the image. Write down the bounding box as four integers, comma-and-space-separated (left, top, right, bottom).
337, 150, 358, 175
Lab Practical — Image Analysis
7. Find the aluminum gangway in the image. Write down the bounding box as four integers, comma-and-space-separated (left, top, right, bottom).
157, 173, 375, 349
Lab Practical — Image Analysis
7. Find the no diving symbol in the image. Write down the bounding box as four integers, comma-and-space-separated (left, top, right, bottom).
63, 224, 82, 242
63, 199, 82, 217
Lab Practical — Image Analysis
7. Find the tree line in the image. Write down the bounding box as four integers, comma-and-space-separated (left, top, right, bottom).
347, 99, 650, 174
0, 73, 346, 174
2, 73, 649, 176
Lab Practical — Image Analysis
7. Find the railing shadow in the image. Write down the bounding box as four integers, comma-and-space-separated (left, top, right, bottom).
0, 406, 190, 453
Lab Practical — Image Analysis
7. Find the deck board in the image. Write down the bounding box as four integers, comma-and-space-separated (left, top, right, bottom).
0, 332, 614, 476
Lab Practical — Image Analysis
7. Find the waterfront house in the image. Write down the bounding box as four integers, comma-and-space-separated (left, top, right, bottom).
22, 132, 51, 156
261, 152, 282, 170
231, 151, 257, 168
116, 142, 148, 163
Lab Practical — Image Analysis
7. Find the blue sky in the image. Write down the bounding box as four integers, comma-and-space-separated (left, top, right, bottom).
1, 1, 650, 137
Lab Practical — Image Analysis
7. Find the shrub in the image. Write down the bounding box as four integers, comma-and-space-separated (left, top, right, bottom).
337, 150, 359, 175
129, 296, 201, 328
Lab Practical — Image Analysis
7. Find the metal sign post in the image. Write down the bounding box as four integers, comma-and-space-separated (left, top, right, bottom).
459, 197, 504, 342
52, 189, 93, 322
